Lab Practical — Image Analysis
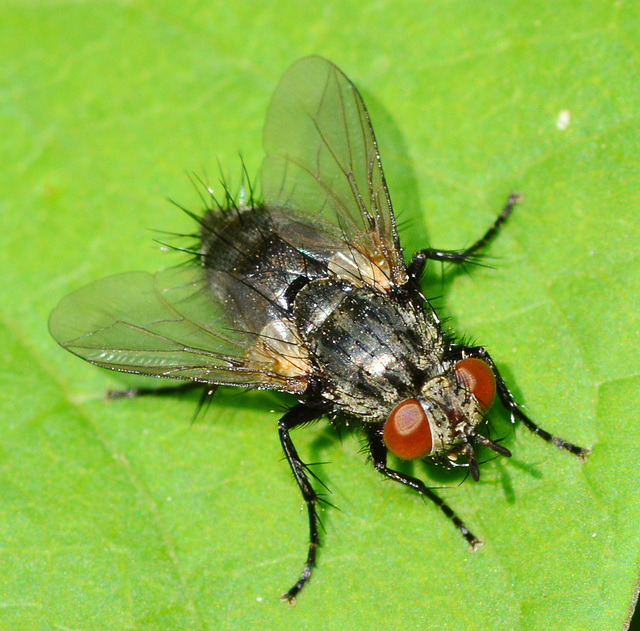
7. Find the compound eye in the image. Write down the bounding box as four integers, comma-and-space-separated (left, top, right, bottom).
454, 358, 496, 412
383, 398, 433, 460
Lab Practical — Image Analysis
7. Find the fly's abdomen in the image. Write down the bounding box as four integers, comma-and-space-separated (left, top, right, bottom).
200, 206, 327, 323
199, 206, 328, 383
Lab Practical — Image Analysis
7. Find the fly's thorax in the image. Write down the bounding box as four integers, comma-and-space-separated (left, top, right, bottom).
292, 277, 438, 421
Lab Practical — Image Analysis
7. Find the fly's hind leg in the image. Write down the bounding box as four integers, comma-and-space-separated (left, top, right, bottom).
108, 382, 211, 399
366, 426, 482, 549
278, 403, 327, 604
456, 345, 590, 458
108, 383, 217, 420
408, 193, 522, 278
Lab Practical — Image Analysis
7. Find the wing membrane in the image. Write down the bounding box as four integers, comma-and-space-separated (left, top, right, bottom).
262, 56, 408, 286
48, 267, 308, 393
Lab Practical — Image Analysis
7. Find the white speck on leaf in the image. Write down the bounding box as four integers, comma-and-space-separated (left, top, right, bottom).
556, 109, 571, 130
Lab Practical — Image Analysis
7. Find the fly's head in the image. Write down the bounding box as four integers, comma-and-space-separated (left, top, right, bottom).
382, 357, 506, 477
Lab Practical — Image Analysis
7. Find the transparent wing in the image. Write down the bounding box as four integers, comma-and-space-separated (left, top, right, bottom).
48, 267, 310, 394
262, 56, 408, 287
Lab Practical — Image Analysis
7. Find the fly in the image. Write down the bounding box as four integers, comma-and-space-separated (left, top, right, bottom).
49, 57, 589, 603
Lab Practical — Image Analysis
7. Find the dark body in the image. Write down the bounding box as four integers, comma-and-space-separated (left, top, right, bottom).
200, 205, 441, 424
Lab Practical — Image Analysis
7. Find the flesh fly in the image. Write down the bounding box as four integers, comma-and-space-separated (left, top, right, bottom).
50, 57, 589, 602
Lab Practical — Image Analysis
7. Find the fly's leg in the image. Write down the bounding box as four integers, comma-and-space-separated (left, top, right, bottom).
366, 426, 482, 549
456, 345, 590, 458
108, 383, 217, 421
408, 193, 521, 277
278, 403, 326, 604
107, 382, 211, 399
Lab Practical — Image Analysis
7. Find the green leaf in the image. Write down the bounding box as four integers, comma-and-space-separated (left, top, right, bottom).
1, 2, 639, 629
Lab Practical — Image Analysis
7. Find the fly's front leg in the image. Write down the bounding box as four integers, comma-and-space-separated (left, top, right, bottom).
278, 403, 326, 604
366, 426, 481, 549
408, 193, 521, 278
457, 345, 590, 458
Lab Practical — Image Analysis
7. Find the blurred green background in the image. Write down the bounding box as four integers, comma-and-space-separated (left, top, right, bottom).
1, 1, 639, 629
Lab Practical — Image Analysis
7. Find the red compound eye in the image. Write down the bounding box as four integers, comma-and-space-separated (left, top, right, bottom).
454, 358, 496, 412
383, 398, 433, 460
